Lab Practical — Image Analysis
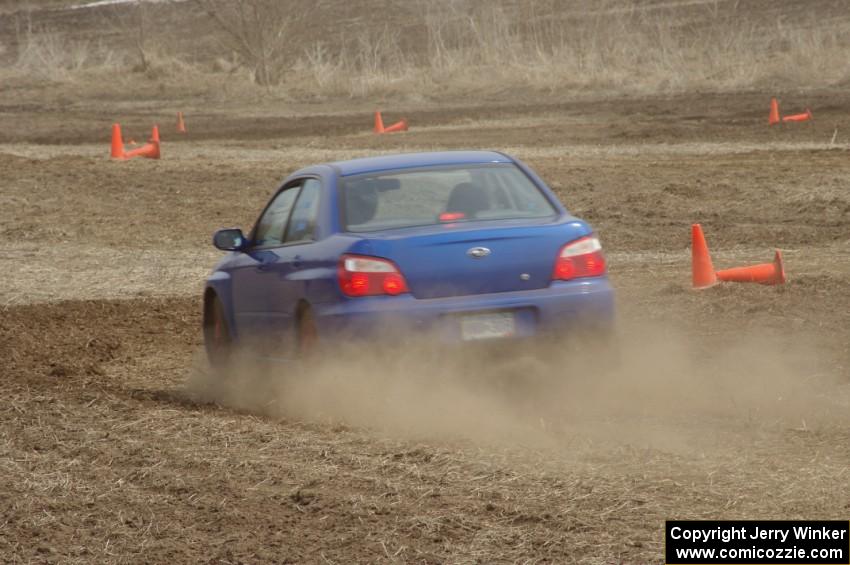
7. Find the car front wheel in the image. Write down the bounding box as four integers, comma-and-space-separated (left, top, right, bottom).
204, 296, 233, 370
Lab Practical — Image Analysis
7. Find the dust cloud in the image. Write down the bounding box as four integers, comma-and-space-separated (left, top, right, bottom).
187, 321, 848, 456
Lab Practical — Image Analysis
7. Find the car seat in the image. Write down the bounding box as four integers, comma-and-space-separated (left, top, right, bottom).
346, 182, 379, 226
445, 182, 490, 218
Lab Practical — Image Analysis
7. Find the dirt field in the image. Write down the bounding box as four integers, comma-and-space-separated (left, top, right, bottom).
2, 2, 850, 564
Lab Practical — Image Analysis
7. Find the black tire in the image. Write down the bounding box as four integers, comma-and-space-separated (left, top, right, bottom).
297, 306, 319, 361
204, 296, 233, 370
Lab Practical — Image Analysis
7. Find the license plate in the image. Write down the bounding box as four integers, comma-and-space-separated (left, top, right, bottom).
460, 312, 516, 341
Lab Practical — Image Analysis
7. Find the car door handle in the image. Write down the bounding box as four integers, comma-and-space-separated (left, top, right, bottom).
257, 256, 277, 272
292, 254, 303, 268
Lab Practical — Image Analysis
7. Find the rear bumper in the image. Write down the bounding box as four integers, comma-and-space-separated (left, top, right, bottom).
312, 277, 615, 345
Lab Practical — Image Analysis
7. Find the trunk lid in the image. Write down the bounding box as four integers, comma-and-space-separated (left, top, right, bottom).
349, 217, 592, 299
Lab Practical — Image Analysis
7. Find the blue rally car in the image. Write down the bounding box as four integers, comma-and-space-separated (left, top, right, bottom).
203, 151, 614, 364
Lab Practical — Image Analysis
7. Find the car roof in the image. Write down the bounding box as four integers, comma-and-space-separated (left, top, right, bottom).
328, 151, 513, 177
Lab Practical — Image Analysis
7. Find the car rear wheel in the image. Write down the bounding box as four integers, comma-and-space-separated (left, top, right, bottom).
297, 306, 319, 361
204, 296, 233, 370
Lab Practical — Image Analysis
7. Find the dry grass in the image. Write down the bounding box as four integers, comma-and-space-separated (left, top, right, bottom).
3, 0, 850, 100
14, 27, 108, 81
1, 82, 850, 560
3, 296, 849, 563
289, 0, 850, 98
0, 243, 219, 306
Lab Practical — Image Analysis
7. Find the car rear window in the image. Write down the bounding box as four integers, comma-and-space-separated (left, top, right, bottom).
341, 164, 556, 232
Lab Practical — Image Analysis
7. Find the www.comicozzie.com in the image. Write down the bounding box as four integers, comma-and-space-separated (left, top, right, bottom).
665, 520, 850, 564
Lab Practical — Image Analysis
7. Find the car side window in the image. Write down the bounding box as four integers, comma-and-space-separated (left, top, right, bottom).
253, 184, 300, 248
285, 179, 321, 244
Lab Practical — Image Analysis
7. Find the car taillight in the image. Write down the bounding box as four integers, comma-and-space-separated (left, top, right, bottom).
552, 236, 607, 281
338, 254, 410, 297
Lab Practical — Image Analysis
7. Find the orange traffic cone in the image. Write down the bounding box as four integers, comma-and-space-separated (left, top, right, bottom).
768, 98, 780, 126
782, 109, 812, 123
383, 118, 408, 133
110, 123, 125, 159
124, 126, 160, 159
691, 223, 717, 289
373, 111, 385, 134
716, 249, 786, 285
177, 111, 187, 133
131, 141, 159, 159
124, 141, 160, 160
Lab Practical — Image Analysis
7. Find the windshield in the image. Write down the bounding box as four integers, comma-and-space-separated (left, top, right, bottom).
340, 164, 557, 232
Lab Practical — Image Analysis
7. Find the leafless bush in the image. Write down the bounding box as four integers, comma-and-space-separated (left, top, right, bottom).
16, 28, 97, 80
105, 2, 152, 73
193, 0, 314, 86
11, 8, 123, 81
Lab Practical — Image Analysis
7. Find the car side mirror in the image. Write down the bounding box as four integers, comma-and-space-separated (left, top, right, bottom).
213, 228, 247, 251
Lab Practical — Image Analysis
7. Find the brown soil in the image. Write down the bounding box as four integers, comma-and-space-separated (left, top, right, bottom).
2, 9, 850, 564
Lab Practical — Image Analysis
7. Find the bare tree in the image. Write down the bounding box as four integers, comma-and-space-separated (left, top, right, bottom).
194, 0, 313, 86
108, 3, 151, 73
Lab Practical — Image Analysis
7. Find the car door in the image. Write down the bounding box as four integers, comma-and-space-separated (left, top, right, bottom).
229, 181, 302, 347
260, 178, 323, 354
230, 178, 322, 356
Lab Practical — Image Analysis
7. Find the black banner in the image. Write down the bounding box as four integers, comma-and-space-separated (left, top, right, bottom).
666, 521, 849, 564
